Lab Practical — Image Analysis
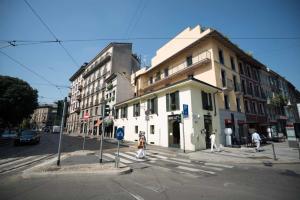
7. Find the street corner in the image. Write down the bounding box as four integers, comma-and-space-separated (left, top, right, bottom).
22, 152, 132, 179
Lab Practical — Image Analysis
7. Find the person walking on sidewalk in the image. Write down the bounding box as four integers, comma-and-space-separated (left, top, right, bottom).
136, 132, 146, 159
210, 132, 218, 152
252, 130, 261, 151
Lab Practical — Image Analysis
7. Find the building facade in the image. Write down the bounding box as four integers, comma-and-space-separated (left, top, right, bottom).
66, 43, 140, 137
31, 104, 58, 131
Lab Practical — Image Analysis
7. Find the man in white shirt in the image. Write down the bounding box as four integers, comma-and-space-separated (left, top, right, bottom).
251, 131, 261, 151
210, 133, 218, 152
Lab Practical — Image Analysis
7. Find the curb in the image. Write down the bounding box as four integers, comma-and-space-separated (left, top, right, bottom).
22, 150, 132, 179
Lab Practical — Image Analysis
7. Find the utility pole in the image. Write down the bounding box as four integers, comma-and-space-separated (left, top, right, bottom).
57, 97, 67, 166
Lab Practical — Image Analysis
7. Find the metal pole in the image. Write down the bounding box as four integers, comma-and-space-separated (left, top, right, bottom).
116, 140, 120, 168
182, 113, 186, 153
271, 142, 277, 160
57, 97, 67, 166
298, 141, 300, 160
99, 104, 105, 163
82, 121, 86, 151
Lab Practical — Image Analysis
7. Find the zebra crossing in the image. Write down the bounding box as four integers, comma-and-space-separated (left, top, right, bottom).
102, 149, 234, 177
0, 154, 54, 174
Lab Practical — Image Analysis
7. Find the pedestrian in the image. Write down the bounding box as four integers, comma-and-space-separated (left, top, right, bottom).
136, 132, 146, 159
251, 130, 261, 151
209, 132, 218, 152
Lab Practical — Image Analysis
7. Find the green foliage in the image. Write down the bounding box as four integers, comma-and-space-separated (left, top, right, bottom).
20, 118, 31, 129
0, 76, 38, 127
270, 94, 287, 107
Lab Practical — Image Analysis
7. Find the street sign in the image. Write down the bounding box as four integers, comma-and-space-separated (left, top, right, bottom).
183, 104, 188, 118
116, 127, 124, 140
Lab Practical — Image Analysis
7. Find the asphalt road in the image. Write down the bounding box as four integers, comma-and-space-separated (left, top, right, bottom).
0, 133, 300, 200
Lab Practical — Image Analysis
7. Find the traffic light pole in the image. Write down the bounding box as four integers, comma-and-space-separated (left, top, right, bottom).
57, 97, 67, 166
99, 104, 105, 163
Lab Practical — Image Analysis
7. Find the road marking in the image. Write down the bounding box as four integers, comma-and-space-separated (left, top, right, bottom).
199, 165, 223, 171
0, 154, 53, 174
118, 152, 144, 162
204, 163, 234, 168
0, 157, 22, 165
147, 150, 175, 157
0, 155, 40, 169
177, 166, 216, 174
103, 153, 133, 164
169, 157, 191, 163
126, 152, 158, 161
147, 153, 168, 160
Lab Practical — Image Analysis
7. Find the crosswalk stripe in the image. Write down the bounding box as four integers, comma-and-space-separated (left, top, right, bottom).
177, 166, 216, 174
118, 152, 144, 162
200, 165, 223, 171
126, 152, 158, 161
0, 157, 21, 165
169, 157, 191, 163
204, 163, 234, 168
0, 155, 40, 169
147, 153, 168, 160
147, 150, 175, 157
103, 153, 133, 164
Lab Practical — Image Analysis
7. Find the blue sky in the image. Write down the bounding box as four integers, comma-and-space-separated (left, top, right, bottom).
0, 0, 300, 103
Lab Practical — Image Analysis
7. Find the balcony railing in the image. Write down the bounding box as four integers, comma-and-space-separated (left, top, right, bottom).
78, 85, 83, 91
223, 78, 234, 92
143, 50, 211, 87
76, 94, 82, 101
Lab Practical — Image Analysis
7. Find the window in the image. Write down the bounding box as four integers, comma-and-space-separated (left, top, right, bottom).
164, 68, 169, 77
147, 97, 157, 114
236, 98, 241, 112
201, 91, 213, 110
233, 75, 238, 91
254, 85, 260, 97
133, 103, 140, 117
121, 106, 127, 118
241, 79, 246, 93
230, 56, 236, 71
115, 108, 119, 119
135, 126, 138, 134
166, 91, 180, 111
247, 66, 251, 78
224, 95, 230, 109
244, 100, 249, 113
149, 77, 153, 84
95, 107, 98, 115
239, 62, 244, 74
218, 49, 224, 65
150, 125, 155, 134
186, 55, 193, 66
155, 71, 161, 81
249, 82, 253, 95
252, 102, 257, 114
221, 70, 226, 87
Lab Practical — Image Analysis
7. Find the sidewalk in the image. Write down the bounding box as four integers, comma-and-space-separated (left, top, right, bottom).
187, 141, 300, 164
22, 150, 132, 178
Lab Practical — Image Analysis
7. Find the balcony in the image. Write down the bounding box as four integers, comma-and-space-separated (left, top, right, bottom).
234, 83, 242, 95
76, 94, 82, 101
141, 51, 211, 93
222, 78, 234, 92
78, 85, 83, 91
74, 107, 80, 114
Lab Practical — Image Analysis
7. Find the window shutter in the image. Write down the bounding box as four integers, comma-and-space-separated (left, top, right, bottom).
166, 94, 170, 111
147, 99, 150, 111
154, 98, 158, 114
208, 93, 213, 110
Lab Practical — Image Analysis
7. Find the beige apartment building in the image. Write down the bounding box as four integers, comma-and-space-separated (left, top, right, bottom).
66, 43, 140, 137
31, 104, 58, 131
114, 25, 246, 149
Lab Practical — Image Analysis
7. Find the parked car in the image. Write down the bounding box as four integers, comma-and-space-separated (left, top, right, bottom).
14, 130, 41, 145
1, 129, 18, 139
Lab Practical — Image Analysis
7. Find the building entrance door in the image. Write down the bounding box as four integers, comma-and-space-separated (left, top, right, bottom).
168, 115, 181, 148
204, 115, 212, 149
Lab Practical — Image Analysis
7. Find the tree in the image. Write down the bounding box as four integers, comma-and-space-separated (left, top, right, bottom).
0, 76, 38, 128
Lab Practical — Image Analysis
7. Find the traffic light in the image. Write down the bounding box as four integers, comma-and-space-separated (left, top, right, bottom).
104, 104, 110, 117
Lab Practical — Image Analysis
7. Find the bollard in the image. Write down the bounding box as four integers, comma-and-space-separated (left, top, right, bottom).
271, 143, 277, 160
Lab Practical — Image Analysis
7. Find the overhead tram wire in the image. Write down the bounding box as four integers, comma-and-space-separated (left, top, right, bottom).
0, 50, 64, 98
23, 0, 79, 68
